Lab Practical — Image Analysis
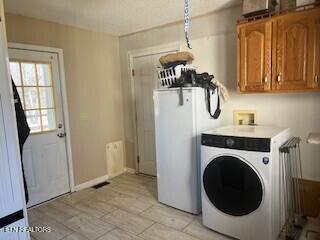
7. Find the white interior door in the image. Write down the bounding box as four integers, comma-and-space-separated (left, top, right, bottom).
0, 1, 29, 238
8, 48, 70, 207
133, 51, 177, 176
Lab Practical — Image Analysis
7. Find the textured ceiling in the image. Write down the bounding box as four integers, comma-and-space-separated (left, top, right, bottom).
4, 0, 241, 36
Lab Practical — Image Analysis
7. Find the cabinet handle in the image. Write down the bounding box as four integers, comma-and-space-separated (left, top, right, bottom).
315, 75, 319, 84
277, 73, 281, 83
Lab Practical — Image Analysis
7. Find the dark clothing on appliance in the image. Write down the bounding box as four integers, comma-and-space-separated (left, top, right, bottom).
170, 71, 221, 119
12, 79, 30, 203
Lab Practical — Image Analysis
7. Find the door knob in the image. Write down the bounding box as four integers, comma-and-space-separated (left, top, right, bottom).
57, 132, 66, 138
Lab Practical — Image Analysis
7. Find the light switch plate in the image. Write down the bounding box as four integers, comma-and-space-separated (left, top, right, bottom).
233, 110, 257, 125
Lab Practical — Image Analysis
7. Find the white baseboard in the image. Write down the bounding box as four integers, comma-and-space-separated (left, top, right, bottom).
108, 171, 125, 179
124, 168, 136, 174
73, 175, 109, 192
73, 169, 137, 192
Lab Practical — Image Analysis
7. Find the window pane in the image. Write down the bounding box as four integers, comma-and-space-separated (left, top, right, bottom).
26, 110, 41, 133
21, 63, 37, 86
24, 87, 39, 109
10, 62, 22, 86
41, 109, 56, 131
39, 87, 54, 109
16, 87, 25, 108
37, 64, 52, 86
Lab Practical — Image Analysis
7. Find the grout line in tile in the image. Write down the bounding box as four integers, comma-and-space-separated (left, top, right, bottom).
98, 207, 118, 220
60, 231, 78, 240
137, 222, 157, 237
138, 204, 155, 216
181, 216, 196, 232
92, 223, 116, 240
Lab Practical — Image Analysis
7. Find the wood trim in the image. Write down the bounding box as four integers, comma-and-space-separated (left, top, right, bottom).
264, 21, 272, 91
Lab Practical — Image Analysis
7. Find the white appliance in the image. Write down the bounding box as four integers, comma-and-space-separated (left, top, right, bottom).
201, 125, 290, 240
154, 87, 220, 214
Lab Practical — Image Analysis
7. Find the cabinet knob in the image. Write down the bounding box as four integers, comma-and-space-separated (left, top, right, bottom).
264, 76, 268, 84
315, 75, 319, 84
277, 73, 281, 83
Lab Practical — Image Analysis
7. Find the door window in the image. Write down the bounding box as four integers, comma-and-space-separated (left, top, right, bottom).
203, 156, 263, 216
10, 61, 57, 133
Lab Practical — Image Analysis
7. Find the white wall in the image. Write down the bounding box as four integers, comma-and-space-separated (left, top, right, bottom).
6, 14, 124, 185
120, 6, 320, 181
187, 34, 320, 181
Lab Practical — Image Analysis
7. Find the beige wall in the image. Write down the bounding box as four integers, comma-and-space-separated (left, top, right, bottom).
5, 13, 124, 185
119, 6, 320, 181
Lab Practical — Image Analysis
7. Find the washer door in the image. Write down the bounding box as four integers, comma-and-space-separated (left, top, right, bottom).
203, 155, 263, 216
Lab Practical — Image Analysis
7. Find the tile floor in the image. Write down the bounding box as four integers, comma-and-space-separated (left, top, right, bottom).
28, 173, 320, 240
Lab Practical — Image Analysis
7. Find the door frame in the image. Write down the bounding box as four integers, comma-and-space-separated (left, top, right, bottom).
127, 42, 181, 173
8, 42, 75, 192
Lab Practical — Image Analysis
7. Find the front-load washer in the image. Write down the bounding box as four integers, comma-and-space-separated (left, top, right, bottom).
201, 126, 290, 240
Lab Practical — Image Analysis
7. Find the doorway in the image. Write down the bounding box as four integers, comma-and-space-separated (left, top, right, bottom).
8, 46, 71, 207
131, 46, 179, 176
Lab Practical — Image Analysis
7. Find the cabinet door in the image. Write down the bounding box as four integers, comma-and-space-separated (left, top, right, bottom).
238, 20, 272, 93
274, 12, 314, 91
313, 9, 320, 89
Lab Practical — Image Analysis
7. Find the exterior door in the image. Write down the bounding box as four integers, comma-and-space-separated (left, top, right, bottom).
238, 20, 272, 92
274, 12, 314, 91
8, 48, 70, 207
0, 1, 29, 238
132, 51, 176, 176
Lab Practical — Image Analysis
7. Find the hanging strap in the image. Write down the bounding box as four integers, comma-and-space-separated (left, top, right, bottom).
206, 88, 221, 119
179, 87, 184, 106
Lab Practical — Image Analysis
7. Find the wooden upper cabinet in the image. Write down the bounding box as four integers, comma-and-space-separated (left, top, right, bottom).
274, 12, 314, 91
313, 8, 320, 89
238, 20, 272, 92
237, 7, 320, 93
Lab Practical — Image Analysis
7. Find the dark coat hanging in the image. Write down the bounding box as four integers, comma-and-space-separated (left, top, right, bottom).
12, 79, 30, 203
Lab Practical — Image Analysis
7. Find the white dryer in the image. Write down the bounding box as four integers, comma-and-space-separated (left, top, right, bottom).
201, 126, 290, 240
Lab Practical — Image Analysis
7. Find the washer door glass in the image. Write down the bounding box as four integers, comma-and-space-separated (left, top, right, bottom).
203, 155, 263, 216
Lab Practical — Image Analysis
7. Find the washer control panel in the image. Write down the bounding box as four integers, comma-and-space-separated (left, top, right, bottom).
226, 138, 235, 147
201, 134, 271, 152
